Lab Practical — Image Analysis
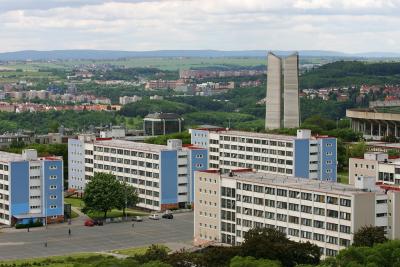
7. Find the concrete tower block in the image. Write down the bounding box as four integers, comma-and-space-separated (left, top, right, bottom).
265, 52, 282, 130
283, 53, 300, 128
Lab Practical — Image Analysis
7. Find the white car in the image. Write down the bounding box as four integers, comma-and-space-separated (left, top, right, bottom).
148, 214, 160, 220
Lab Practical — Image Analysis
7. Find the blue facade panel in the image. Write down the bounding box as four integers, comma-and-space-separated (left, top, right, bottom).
294, 139, 310, 179
10, 161, 30, 217
190, 129, 209, 148
189, 149, 208, 202
42, 160, 64, 216
160, 150, 178, 205
318, 138, 337, 182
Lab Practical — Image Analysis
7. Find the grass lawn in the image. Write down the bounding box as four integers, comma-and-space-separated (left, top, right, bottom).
112, 245, 170, 257
64, 197, 148, 219
87, 209, 148, 219
65, 197, 85, 208
0, 253, 107, 266
338, 171, 349, 184
71, 210, 79, 219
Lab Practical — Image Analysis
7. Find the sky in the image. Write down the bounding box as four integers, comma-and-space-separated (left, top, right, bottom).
0, 0, 399, 53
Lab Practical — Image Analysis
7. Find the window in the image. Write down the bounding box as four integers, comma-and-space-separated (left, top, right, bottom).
50, 205, 57, 209
314, 207, 325, 216
49, 195, 57, 199
49, 165, 58, 170
327, 196, 338, 205
327, 222, 338, 232
49, 185, 57, 189
340, 198, 351, 207
277, 189, 287, 197
49, 175, 57, 180
327, 209, 339, 218
313, 220, 324, 229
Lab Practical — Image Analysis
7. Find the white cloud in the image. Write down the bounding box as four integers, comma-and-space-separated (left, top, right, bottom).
0, 0, 399, 53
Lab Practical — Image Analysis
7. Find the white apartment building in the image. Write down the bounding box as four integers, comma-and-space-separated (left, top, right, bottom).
194, 170, 400, 257
68, 136, 207, 211
190, 128, 337, 181
349, 152, 400, 187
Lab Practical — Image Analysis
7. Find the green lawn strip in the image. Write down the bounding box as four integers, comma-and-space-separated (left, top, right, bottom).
64, 197, 85, 208
0, 253, 108, 266
87, 209, 148, 219
71, 210, 79, 218
111, 245, 170, 257
338, 171, 349, 184
65, 197, 148, 219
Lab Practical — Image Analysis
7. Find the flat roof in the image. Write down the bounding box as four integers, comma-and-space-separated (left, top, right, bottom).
219, 171, 382, 196
94, 139, 168, 153
0, 151, 23, 163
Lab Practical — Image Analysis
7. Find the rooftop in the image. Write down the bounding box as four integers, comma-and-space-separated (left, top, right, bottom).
0, 151, 23, 163
217, 171, 383, 196
94, 139, 168, 153
144, 112, 182, 120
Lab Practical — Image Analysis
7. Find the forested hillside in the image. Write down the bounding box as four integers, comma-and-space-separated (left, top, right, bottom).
301, 60, 400, 88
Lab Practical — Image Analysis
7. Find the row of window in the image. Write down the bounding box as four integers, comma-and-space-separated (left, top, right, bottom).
218, 145, 294, 156
217, 136, 293, 147
94, 164, 160, 179
237, 184, 352, 206
94, 156, 160, 168
94, 146, 159, 160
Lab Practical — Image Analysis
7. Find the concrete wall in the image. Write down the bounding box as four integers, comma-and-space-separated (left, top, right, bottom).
283, 53, 300, 128
352, 193, 376, 234
266, 53, 282, 130
194, 171, 221, 245
349, 158, 378, 185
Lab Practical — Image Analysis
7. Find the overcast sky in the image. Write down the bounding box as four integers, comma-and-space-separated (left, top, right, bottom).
0, 0, 399, 53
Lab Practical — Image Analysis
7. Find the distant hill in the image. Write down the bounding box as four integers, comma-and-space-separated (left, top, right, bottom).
0, 49, 399, 61
300, 60, 400, 89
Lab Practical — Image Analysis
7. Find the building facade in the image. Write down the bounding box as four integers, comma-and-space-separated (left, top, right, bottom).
68, 137, 207, 211
265, 52, 299, 130
347, 108, 400, 140
0, 149, 64, 226
194, 170, 400, 257
349, 152, 400, 187
190, 128, 337, 181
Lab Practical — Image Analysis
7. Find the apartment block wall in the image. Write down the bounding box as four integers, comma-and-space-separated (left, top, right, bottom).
192, 129, 337, 181
194, 171, 400, 257
69, 139, 207, 211
194, 171, 221, 246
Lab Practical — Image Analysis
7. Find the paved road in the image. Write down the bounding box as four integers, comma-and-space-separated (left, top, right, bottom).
0, 212, 194, 261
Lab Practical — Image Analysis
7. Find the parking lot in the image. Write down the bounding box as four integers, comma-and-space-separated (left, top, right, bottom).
0, 212, 194, 261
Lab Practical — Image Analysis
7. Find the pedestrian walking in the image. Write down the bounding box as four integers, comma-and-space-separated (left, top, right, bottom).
68, 228, 71, 236
44, 241, 47, 248
27, 226, 30, 232
132, 223, 134, 228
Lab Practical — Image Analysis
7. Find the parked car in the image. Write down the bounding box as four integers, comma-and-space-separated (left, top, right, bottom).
94, 219, 104, 226
162, 213, 173, 219
148, 214, 160, 220
84, 219, 95, 227
132, 216, 143, 222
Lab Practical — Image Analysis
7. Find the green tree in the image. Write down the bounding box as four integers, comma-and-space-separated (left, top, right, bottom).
83, 172, 122, 219
353, 226, 387, 247
117, 182, 139, 216
240, 228, 320, 267
132, 245, 169, 264
230, 256, 282, 267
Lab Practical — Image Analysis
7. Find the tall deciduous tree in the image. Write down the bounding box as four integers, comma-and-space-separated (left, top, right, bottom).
117, 182, 139, 216
83, 172, 121, 219
353, 226, 387, 247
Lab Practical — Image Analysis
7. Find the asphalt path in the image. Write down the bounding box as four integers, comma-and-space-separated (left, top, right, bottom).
0, 212, 194, 261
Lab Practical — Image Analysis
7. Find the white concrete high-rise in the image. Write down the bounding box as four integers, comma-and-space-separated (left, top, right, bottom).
265, 53, 282, 130
265, 52, 300, 130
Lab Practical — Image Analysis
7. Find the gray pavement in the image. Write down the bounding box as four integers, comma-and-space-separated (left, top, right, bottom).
0, 212, 194, 261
